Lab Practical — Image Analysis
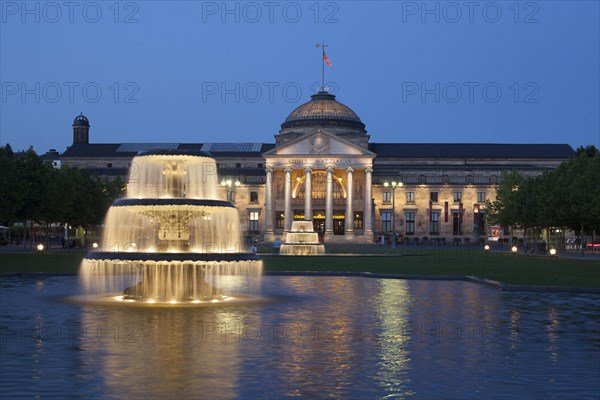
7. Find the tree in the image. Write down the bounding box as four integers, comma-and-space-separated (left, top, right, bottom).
0, 145, 24, 227
485, 170, 525, 230
14, 148, 54, 246
487, 146, 600, 249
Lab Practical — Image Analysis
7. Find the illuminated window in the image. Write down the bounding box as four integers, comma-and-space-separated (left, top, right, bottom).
249, 211, 259, 233
406, 192, 415, 204
354, 212, 363, 229
297, 172, 343, 199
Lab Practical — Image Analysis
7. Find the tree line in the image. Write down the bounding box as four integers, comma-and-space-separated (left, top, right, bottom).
0, 144, 125, 246
486, 145, 600, 245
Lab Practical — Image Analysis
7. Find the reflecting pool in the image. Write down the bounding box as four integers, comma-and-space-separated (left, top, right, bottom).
1, 275, 599, 399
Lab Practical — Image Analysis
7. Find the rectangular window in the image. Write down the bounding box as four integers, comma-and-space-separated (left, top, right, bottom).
405, 212, 415, 235
258, 163, 263, 168
429, 212, 439, 235
381, 212, 392, 233
382, 191, 391, 203
477, 192, 486, 203
250, 191, 258, 203
107, 163, 112, 168
276, 212, 285, 229
430, 192, 438, 203
227, 191, 235, 202
249, 211, 259, 233
353, 212, 363, 229
235, 163, 241, 168
406, 192, 415, 204
453, 191, 462, 203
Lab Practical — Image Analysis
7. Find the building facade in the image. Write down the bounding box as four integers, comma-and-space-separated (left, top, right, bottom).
61, 91, 574, 243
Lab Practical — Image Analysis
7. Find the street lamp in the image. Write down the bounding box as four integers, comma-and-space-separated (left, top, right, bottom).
221, 179, 240, 187
474, 205, 479, 240
384, 181, 403, 247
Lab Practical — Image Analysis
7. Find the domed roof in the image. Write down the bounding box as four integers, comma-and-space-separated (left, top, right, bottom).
73, 113, 90, 127
281, 91, 365, 132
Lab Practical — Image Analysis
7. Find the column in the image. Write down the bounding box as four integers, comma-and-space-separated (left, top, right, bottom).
264, 166, 274, 240
304, 167, 313, 220
284, 166, 292, 232
345, 167, 354, 239
364, 166, 373, 240
324, 166, 334, 239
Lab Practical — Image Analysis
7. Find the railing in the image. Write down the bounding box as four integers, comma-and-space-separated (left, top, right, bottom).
373, 175, 498, 185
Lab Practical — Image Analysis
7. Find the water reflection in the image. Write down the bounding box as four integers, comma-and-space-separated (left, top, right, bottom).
372, 279, 414, 398
260, 276, 372, 399
78, 305, 261, 399
1, 275, 599, 399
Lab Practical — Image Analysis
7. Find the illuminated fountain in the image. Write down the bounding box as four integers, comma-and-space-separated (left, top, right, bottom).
280, 221, 325, 255
79, 150, 262, 303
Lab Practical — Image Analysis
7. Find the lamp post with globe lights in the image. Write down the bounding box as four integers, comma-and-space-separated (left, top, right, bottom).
383, 181, 403, 247
221, 178, 241, 203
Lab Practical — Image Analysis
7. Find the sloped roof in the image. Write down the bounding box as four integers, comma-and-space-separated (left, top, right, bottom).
368, 143, 574, 159
62, 143, 276, 158
60, 142, 574, 160
61, 144, 126, 157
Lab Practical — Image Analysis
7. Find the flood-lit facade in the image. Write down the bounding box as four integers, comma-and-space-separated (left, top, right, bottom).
61, 92, 574, 243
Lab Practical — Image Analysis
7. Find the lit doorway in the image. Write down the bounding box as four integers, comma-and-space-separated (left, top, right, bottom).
333, 219, 345, 235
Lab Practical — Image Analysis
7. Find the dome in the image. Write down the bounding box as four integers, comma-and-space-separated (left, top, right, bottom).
73, 113, 90, 127
281, 91, 365, 132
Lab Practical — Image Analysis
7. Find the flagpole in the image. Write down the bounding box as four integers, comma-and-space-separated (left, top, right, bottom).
321, 41, 325, 91
317, 42, 328, 92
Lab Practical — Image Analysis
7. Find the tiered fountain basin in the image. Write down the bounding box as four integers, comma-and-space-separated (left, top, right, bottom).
280, 221, 325, 255
79, 150, 262, 304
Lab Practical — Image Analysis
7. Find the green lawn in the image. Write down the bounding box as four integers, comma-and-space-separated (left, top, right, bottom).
262, 251, 600, 288
0, 250, 86, 274
1, 249, 599, 288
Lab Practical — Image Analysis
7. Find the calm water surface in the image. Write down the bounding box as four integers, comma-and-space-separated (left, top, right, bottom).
1, 275, 599, 399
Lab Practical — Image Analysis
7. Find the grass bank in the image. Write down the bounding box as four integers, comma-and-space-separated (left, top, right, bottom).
0, 250, 86, 274
262, 251, 600, 288
1, 249, 598, 288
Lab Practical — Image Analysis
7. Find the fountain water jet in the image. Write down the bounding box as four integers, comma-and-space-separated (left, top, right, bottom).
79, 150, 262, 303
280, 221, 325, 255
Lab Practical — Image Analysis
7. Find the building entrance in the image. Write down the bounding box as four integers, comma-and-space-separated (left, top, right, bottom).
333, 219, 345, 235
313, 219, 325, 234
452, 213, 462, 235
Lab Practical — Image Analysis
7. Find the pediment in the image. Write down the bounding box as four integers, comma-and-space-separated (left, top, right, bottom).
263, 130, 375, 157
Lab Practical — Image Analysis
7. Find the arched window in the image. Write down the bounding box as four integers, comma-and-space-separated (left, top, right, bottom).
296, 172, 344, 199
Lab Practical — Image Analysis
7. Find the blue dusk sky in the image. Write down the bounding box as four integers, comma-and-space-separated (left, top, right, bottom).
1, 1, 598, 153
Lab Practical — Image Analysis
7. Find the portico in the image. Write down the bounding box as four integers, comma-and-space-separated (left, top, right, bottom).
263, 129, 375, 242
